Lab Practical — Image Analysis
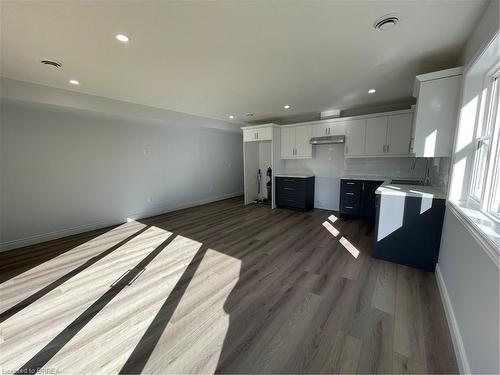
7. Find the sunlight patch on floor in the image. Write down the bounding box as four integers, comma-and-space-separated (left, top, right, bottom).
0, 225, 172, 372
339, 236, 360, 258
322, 221, 339, 237
0, 220, 147, 310
43, 233, 203, 374
328, 214, 338, 223
141, 248, 241, 374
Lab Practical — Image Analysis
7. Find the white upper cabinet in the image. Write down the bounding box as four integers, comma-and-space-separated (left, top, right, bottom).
278, 109, 413, 159
387, 113, 413, 155
365, 117, 388, 156
280, 127, 295, 158
312, 123, 331, 137
295, 125, 313, 157
243, 126, 272, 142
280, 125, 312, 159
312, 122, 346, 137
412, 67, 463, 157
345, 112, 413, 157
345, 119, 366, 156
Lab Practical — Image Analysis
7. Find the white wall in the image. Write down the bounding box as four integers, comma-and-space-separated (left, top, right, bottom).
438, 209, 499, 374
460, 0, 500, 68
0, 86, 243, 250
437, 1, 500, 373
282, 144, 448, 210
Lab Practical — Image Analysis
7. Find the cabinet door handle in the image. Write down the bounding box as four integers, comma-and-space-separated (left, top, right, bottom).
346, 192, 354, 195
346, 182, 355, 185
345, 206, 354, 209
386, 145, 389, 153
362, 182, 365, 190
345, 145, 349, 154
284, 199, 294, 202
284, 187, 294, 190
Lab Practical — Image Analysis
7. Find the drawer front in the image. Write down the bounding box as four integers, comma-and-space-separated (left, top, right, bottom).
276, 183, 306, 195
340, 202, 360, 215
341, 194, 359, 207
276, 196, 305, 209
276, 177, 307, 191
342, 190, 360, 200
341, 179, 361, 192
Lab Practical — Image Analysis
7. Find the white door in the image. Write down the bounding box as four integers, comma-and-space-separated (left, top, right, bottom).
365, 116, 388, 156
329, 122, 346, 135
243, 129, 256, 142
312, 124, 330, 137
295, 125, 313, 158
413, 75, 461, 157
387, 113, 413, 155
281, 127, 295, 159
256, 127, 272, 141
345, 120, 366, 156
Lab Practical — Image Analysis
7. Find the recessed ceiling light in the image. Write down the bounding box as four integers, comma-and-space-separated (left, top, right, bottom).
284, 105, 291, 109
116, 34, 130, 43
229, 115, 234, 119
69, 79, 80, 85
368, 89, 376, 94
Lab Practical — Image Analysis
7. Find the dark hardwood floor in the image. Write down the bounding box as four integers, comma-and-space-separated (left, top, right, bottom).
0, 197, 458, 374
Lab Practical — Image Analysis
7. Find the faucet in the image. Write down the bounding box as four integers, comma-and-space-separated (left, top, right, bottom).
411, 157, 431, 186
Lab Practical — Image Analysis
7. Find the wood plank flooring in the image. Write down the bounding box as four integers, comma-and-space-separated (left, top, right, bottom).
0, 197, 458, 374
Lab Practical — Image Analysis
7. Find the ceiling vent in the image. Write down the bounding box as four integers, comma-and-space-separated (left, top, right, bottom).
374, 14, 400, 31
41, 60, 62, 68
320, 109, 341, 120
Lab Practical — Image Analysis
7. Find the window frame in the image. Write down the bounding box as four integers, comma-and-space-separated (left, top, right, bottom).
468, 65, 500, 222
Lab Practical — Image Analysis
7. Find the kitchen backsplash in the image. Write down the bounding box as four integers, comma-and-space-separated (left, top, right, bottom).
282, 144, 450, 187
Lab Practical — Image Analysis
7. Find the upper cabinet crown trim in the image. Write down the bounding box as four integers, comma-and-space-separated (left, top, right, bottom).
240, 123, 279, 130
278, 109, 414, 128
415, 66, 464, 84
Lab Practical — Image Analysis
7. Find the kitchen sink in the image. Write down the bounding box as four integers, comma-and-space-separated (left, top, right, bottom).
390, 179, 424, 185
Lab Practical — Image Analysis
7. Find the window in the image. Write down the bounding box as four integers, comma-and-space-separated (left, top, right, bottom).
486, 85, 500, 219
469, 68, 500, 220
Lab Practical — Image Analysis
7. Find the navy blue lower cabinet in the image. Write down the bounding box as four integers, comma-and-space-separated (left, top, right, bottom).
340, 179, 383, 220
275, 176, 315, 211
373, 193, 446, 272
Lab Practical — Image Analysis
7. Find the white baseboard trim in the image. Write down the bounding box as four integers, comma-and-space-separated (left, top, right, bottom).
0, 191, 243, 252
435, 264, 471, 374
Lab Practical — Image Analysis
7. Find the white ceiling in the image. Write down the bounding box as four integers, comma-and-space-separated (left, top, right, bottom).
0, 1, 487, 124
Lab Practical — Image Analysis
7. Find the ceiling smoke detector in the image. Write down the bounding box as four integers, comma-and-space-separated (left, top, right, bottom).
246, 113, 254, 117
373, 14, 400, 31
41, 59, 63, 68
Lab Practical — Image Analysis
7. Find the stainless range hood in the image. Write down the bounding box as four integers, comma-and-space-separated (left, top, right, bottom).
309, 135, 345, 145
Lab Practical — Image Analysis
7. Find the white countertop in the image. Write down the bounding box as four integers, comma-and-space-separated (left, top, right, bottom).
340, 175, 390, 181
376, 182, 447, 199
275, 174, 315, 178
